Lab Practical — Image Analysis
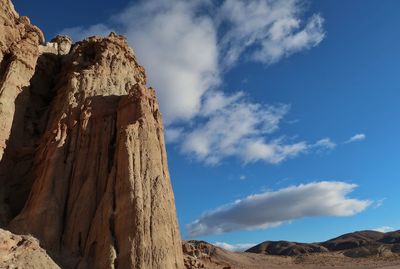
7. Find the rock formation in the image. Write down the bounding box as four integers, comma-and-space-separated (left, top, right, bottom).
183, 241, 231, 269
0, 0, 184, 268
0, 228, 60, 269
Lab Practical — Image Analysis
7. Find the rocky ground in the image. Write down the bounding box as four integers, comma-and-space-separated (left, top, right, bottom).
0, 228, 59, 269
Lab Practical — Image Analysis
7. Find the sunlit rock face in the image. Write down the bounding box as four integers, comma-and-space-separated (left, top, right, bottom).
0, 1, 184, 268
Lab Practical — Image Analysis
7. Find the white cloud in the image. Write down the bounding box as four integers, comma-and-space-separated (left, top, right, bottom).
165, 127, 184, 143
117, 1, 220, 123
218, 1, 325, 66
346, 133, 366, 143
241, 139, 308, 164
373, 226, 395, 233
61, 0, 325, 124
252, 14, 325, 64
214, 242, 256, 252
180, 95, 293, 165
187, 181, 371, 237
177, 93, 336, 165
374, 198, 386, 209
61, 24, 114, 42
313, 138, 336, 150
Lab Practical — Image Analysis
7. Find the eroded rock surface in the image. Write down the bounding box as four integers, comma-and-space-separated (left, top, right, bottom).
0, 1, 184, 268
0, 228, 60, 269
0, 0, 45, 226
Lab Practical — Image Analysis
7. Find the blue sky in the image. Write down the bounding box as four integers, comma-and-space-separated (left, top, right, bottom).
14, 0, 400, 251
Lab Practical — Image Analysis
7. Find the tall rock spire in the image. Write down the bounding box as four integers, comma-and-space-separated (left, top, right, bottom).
0, 1, 184, 268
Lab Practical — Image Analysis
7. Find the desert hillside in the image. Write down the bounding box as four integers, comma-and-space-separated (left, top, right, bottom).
183, 231, 400, 269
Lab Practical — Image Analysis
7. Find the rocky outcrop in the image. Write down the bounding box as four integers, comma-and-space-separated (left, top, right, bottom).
182, 241, 231, 269
0, 228, 60, 268
0, 0, 184, 268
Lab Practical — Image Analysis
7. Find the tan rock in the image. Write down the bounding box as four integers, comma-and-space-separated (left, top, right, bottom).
0, 0, 44, 226
0, 0, 43, 162
6, 34, 183, 269
0, 228, 60, 268
0, 1, 184, 268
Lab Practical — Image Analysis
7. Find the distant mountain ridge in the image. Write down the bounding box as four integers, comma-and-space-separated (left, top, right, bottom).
246, 230, 400, 257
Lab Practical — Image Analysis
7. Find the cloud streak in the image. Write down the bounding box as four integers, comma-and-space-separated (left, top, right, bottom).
214, 242, 256, 252
373, 226, 395, 233
187, 181, 371, 237
345, 133, 366, 143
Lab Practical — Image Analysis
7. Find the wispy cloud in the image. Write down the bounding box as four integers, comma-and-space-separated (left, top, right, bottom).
180, 97, 297, 165
373, 226, 395, 233
313, 138, 336, 150
61, 24, 114, 42
176, 93, 336, 165
61, 0, 326, 165
217, 1, 325, 67
373, 198, 386, 209
187, 181, 371, 237
345, 133, 366, 144
214, 242, 256, 252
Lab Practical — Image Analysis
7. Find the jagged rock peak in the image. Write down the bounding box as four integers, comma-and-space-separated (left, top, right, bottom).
40, 35, 73, 55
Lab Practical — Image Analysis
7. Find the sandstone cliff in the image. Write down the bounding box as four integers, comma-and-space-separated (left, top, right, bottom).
0, 0, 184, 268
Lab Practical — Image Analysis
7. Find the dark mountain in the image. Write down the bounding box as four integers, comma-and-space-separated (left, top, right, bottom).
246, 230, 400, 258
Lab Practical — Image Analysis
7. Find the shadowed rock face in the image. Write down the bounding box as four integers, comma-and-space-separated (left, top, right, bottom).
0, 1, 184, 268
246, 241, 328, 256
0, 0, 44, 226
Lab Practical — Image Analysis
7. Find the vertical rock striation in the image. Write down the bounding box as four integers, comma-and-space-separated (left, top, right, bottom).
0, 0, 44, 225
0, 1, 184, 268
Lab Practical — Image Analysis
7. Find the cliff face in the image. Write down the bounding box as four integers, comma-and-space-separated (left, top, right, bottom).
0, 1, 184, 268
